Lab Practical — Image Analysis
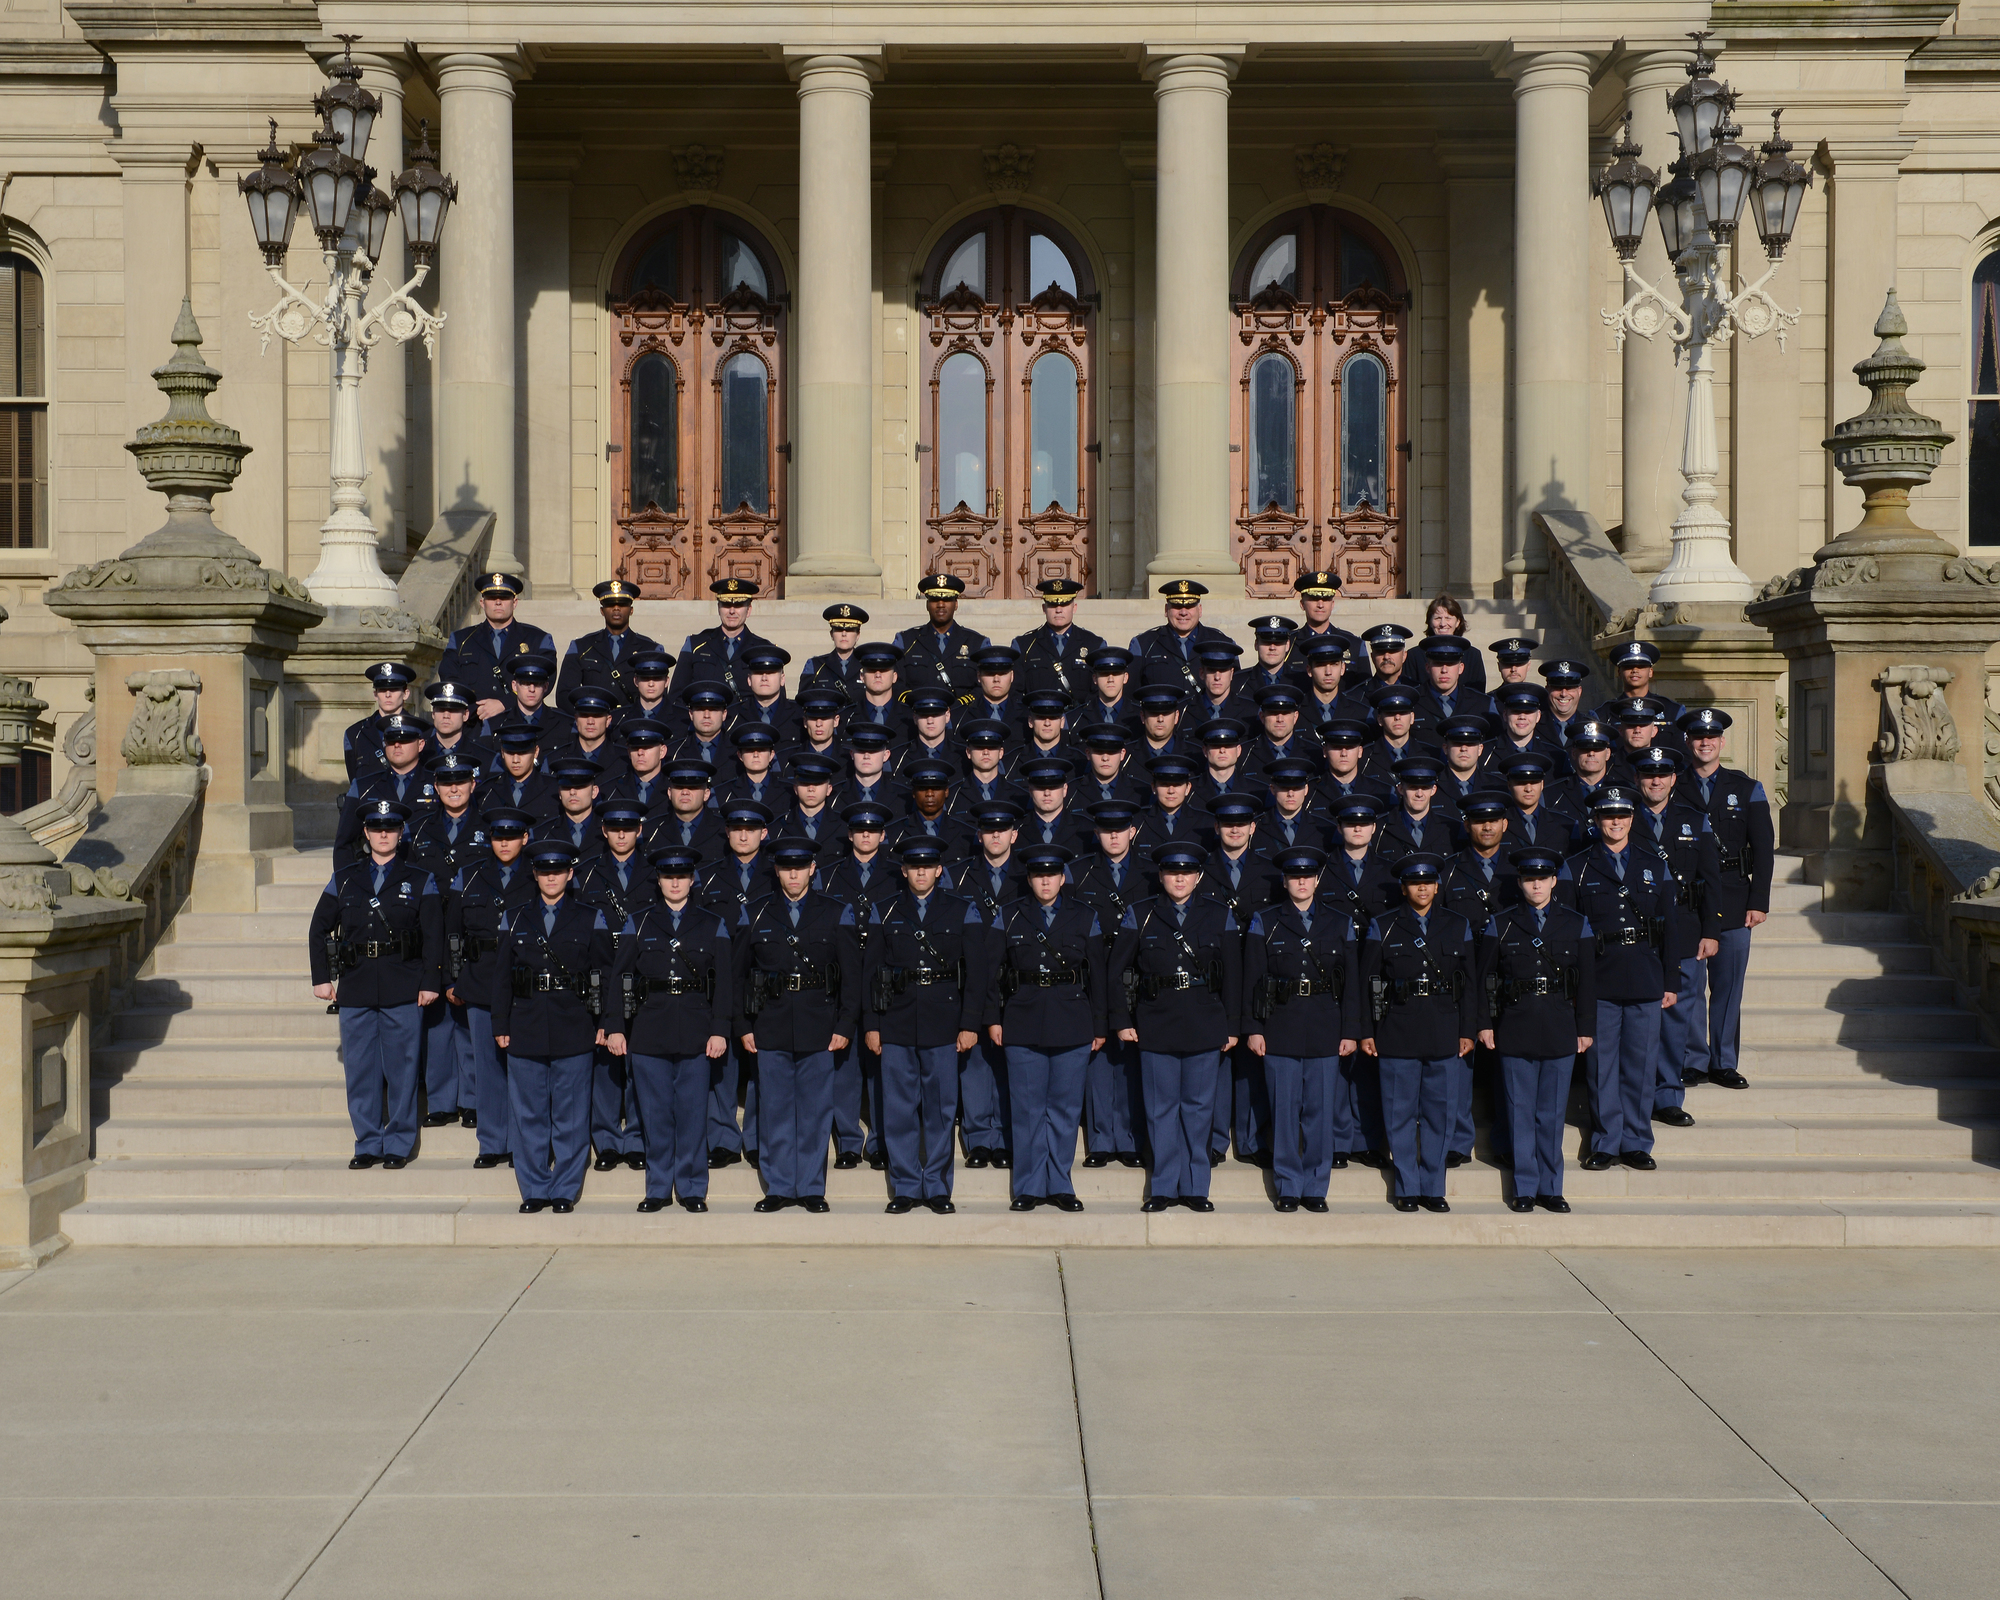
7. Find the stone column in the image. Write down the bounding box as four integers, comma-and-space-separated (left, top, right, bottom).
1507, 51, 1595, 585
1123, 140, 1158, 597
1618, 50, 1692, 574
1438, 141, 1513, 594
352, 50, 409, 572
785, 52, 883, 596
1146, 51, 1242, 594
435, 53, 524, 577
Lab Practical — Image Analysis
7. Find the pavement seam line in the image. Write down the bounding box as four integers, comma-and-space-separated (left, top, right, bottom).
276, 1246, 559, 1600
1056, 1250, 1109, 1600
1547, 1250, 1917, 1600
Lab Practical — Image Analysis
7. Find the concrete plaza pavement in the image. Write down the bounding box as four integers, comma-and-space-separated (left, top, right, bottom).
1, 1247, 1993, 1599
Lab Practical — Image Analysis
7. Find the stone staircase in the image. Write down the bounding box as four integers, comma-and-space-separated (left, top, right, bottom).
61, 849, 2000, 1246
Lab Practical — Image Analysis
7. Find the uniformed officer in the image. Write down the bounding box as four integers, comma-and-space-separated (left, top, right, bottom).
779, 753, 848, 852
785, 688, 850, 763
421, 680, 493, 773
1361, 686, 1438, 781
821, 800, 901, 1169
1537, 658, 1592, 747
545, 687, 629, 783
1489, 635, 1540, 688
1137, 753, 1206, 851
1079, 645, 1138, 728
1241, 615, 1300, 697
1440, 793, 1518, 1165
439, 571, 556, 724
1245, 682, 1324, 775
1128, 579, 1234, 693
844, 642, 909, 734
833, 724, 909, 815
1476, 846, 1595, 1212
1375, 757, 1466, 870
558, 577, 659, 711
1593, 639, 1685, 732
344, 660, 418, 780
1129, 685, 1193, 766
647, 760, 727, 862
604, 845, 734, 1212
668, 575, 773, 703
717, 724, 786, 811
1360, 852, 1478, 1212
960, 644, 1028, 734
1244, 846, 1363, 1210
799, 603, 870, 701
490, 840, 617, 1213
1254, 753, 1319, 848
895, 573, 989, 702
694, 799, 777, 1167
1202, 793, 1279, 1166
575, 798, 659, 1170
1493, 686, 1562, 765
1191, 641, 1257, 727
1415, 636, 1496, 729
1013, 576, 1105, 701
624, 648, 679, 731
737, 836, 862, 1211
445, 807, 537, 1168
1110, 840, 1244, 1212
732, 644, 796, 734
1676, 706, 1773, 1091
1071, 801, 1148, 1168
1497, 750, 1578, 853
533, 757, 608, 862
333, 715, 437, 867
888, 759, 978, 861
1284, 569, 1365, 674
986, 845, 1106, 1212
409, 751, 487, 1129
894, 687, 963, 775
864, 836, 986, 1213
482, 652, 573, 744
1298, 636, 1369, 729
1360, 624, 1418, 691
1567, 787, 1688, 1172
1320, 797, 1397, 931
308, 799, 445, 1169
1076, 724, 1149, 810
1551, 718, 1619, 816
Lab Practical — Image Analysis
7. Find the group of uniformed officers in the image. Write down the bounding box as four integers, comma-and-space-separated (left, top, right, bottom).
308, 564, 1773, 1216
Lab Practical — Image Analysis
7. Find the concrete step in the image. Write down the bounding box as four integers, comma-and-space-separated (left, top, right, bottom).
93, 1042, 344, 1082
56, 1195, 2000, 1249
1738, 974, 1956, 1007
1743, 941, 1933, 976
1767, 883, 1830, 912
1727, 1076, 2000, 1116
1731, 1041, 2000, 1080
1739, 1006, 1981, 1046
256, 882, 328, 913
148, 943, 313, 977
163, 912, 313, 944
112, 1004, 341, 1045
132, 973, 330, 1006
267, 851, 334, 885
1794, 910, 1922, 942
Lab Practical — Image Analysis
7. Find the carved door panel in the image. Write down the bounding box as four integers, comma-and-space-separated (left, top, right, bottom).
1320, 287, 1403, 598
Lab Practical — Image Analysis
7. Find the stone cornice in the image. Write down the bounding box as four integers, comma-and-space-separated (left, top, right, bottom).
0, 41, 112, 78
64, 2, 321, 45
1909, 38, 2000, 77
1711, 1, 1953, 45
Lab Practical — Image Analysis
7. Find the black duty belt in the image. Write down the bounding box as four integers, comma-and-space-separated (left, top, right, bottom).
1157, 970, 1206, 992
520, 969, 587, 994
1278, 977, 1334, 998
348, 936, 418, 961
1500, 976, 1567, 1003
1019, 965, 1083, 988
774, 966, 832, 991
1601, 926, 1646, 947
635, 974, 710, 999
1389, 976, 1458, 1002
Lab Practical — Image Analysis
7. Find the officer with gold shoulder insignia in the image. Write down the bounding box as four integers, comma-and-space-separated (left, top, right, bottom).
894, 573, 989, 702
439, 572, 555, 725
558, 578, 659, 712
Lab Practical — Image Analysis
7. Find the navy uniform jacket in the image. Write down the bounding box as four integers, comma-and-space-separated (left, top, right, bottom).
1070, 853, 1150, 940
1012, 807, 1094, 858
573, 853, 661, 950
1635, 799, 1727, 950
778, 804, 849, 857
820, 854, 903, 948
1136, 803, 1206, 855
944, 774, 1031, 820
1195, 767, 1272, 811
611, 902, 734, 1056
406, 808, 488, 896
530, 813, 606, 865
490, 895, 616, 1057
1312, 771, 1394, 814
1440, 847, 1519, 936
342, 709, 402, 781
1198, 847, 1281, 924
1108, 895, 1243, 1052
1281, 622, 1366, 680
1360, 735, 1445, 783
734, 891, 862, 1052
667, 731, 738, 784
1127, 621, 1236, 693
892, 619, 989, 699
1676, 765, 1774, 929
1011, 623, 1107, 701
1243, 902, 1363, 1054
698, 852, 776, 931
1360, 905, 1478, 1058
1478, 903, 1597, 1058
891, 736, 965, 778
715, 771, 790, 813
558, 626, 661, 712
1244, 729, 1326, 778
951, 852, 1029, 923
333, 768, 439, 867
1373, 807, 1466, 872
668, 624, 776, 703
605, 769, 672, 820
844, 696, 915, 741
1503, 798, 1582, 854
729, 694, 799, 741
799, 650, 862, 702
886, 811, 978, 864
1002, 737, 1085, 780
445, 857, 535, 1010
1074, 771, 1152, 812
862, 889, 988, 1046
540, 735, 631, 784
831, 775, 912, 817
1591, 690, 1686, 738
1251, 808, 1323, 857
1189, 689, 1262, 728
423, 731, 497, 777
479, 771, 560, 825
1318, 851, 1398, 931
440, 619, 557, 707
1413, 687, 1497, 738
985, 897, 1108, 1046
1564, 842, 1689, 1003
480, 703, 576, 745
307, 858, 446, 1006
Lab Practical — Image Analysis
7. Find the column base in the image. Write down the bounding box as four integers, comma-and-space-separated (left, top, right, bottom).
1145, 553, 1245, 598
784, 572, 884, 600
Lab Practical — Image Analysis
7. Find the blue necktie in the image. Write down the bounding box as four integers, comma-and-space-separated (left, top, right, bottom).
915, 897, 927, 924
1043, 905, 1056, 931
670, 907, 681, 932
788, 900, 800, 928
1533, 907, 1546, 933
1611, 851, 1626, 882
610, 634, 622, 662
498, 866, 513, 889
1227, 858, 1241, 889
1300, 907, 1311, 932
371, 863, 388, 896
542, 903, 557, 936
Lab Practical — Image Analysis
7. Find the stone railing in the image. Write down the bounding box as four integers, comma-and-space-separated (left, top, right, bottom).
396, 508, 496, 638
1534, 509, 1648, 702
1876, 757, 2000, 1049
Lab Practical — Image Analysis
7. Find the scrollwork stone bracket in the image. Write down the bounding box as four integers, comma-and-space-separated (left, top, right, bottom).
121, 669, 204, 769
1875, 664, 1960, 764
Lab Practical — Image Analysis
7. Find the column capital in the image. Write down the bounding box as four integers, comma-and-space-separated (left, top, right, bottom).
784, 48, 885, 86
424, 48, 534, 93
1818, 133, 1919, 176
1141, 47, 1244, 87
1616, 47, 1696, 95
1500, 48, 1605, 95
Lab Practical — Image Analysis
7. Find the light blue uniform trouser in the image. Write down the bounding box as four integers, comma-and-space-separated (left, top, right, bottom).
1140, 1049, 1220, 1199
1500, 1054, 1576, 1198
1085, 1040, 1138, 1155
1448, 1052, 1475, 1156
340, 1002, 422, 1159
508, 1050, 593, 1202
1379, 1054, 1452, 1199
629, 1052, 710, 1201
1589, 1000, 1662, 1157
755, 1049, 835, 1199
881, 1042, 961, 1200
708, 1042, 746, 1155
1006, 1044, 1089, 1200
1706, 925, 1753, 1077
1265, 1053, 1351, 1200
959, 1038, 1010, 1155
465, 1005, 514, 1158
421, 997, 472, 1114
1657, 953, 1706, 1108
830, 1040, 882, 1157
590, 1044, 644, 1158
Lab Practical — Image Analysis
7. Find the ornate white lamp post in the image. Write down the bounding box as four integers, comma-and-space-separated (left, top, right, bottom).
239, 38, 457, 606
1595, 33, 1815, 603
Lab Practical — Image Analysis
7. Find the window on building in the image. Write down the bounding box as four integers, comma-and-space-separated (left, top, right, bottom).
1340, 351, 1387, 512
719, 231, 768, 299
1029, 352, 1079, 511
1028, 233, 1076, 298
0, 253, 47, 549
941, 233, 986, 298
1250, 234, 1298, 297
628, 351, 676, 512
718, 352, 769, 515
937, 350, 987, 512
1247, 352, 1297, 512
633, 227, 681, 297
1971, 248, 2000, 545
0, 751, 50, 815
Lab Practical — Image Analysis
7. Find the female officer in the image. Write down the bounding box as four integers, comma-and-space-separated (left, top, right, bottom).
444, 806, 538, 1169
604, 845, 733, 1213
491, 840, 617, 1213
987, 844, 1107, 1213
1109, 840, 1243, 1213
1360, 853, 1478, 1213
1244, 846, 1361, 1212
1477, 847, 1595, 1212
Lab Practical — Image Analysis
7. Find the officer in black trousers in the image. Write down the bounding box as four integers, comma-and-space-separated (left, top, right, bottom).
1360, 853, 1478, 1213
558, 577, 659, 711
1110, 840, 1243, 1212
308, 799, 445, 1170
604, 845, 734, 1213
1632, 745, 1724, 1127
820, 800, 900, 1170
1439, 793, 1518, 1166
1476, 846, 1595, 1212
343, 660, 418, 779
1071, 801, 1148, 1169
408, 751, 488, 1129
735, 837, 861, 1211
575, 798, 658, 1170
986, 844, 1107, 1212
439, 571, 556, 725
491, 840, 617, 1212
1243, 846, 1363, 1212
445, 807, 538, 1169
1011, 576, 1105, 700
894, 574, 989, 702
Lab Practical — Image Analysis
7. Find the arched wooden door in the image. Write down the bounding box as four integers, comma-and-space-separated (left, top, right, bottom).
608, 210, 787, 597
920, 210, 1096, 597
1230, 207, 1407, 598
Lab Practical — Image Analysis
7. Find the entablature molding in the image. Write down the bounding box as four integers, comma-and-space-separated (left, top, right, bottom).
66, 1, 321, 45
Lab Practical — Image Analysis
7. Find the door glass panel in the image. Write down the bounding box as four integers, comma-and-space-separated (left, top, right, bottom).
1340, 232, 1389, 297
1972, 252, 2000, 544
633, 228, 680, 297
1250, 234, 1298, 297
937, 351, 987, 513
941, 233, 986, 297
1030, 354, 1079, 512
628, 352, 676, 512
719, 352, 769, 514
1029, 234, 1077, 298
1247, 353, 1296, 513
1341, 352, 1386, 512
719, 233, 768, 298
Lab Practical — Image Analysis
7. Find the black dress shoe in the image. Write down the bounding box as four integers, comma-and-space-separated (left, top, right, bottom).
348, 1155, 379, 1169
886, 1196, 918, 1214
460, 1109, 477, 1130
680, 1197, 708, 1213
709, 1149, 741, 1169
926, 1196, 956, 1215
867, 1154, 888, 1171
1009, 1196, 1039, 1212
1140, 1196, 1174, 1213
625, 1153, 646, 1170
1208, 1148, 1229, 1165
1579, 1152, 1616, 1171
472, 1153, 509, 1170
1621, 1151, 1658, 1170
551, 1199, 576, 1213
1537, 1194, 1572, 1213
833, 1151, 862, 1169
382, 1155, 409, 1170
636, 1198, 669, 1213
1418, 1196, 1450, 1214
1329, 1156, 1349, 1170
593, 1154, 620, 1171
1711, 1069, 1750, 1089
743, 1149, 760, 1169
423, 1111, 457, 1127
753, 1195, 791, 1213
1392, 1196, 1420, 1212
1508, 1196, 1536, 1213
1246, 1150, 1273, 1170
518, 1199, 546, 1213
1274, 1196, 1300, 1213
1048, 1193, 1084, 1213
1081, 1152, 1111, 1168
990, 1151, 1012, 1169
1301, 1197, 1329, 1213
1356, 1150, 1388, 1169
964, 1149, 991, 1168
799, 1196, 831, 1214
1182, 1196, 1215, 1213
1681, 1070, 1706, 1087
1654, 1106, 1696, 1128
1445, 1151, 1469, 1169
1116, 1152, 1143, 1168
